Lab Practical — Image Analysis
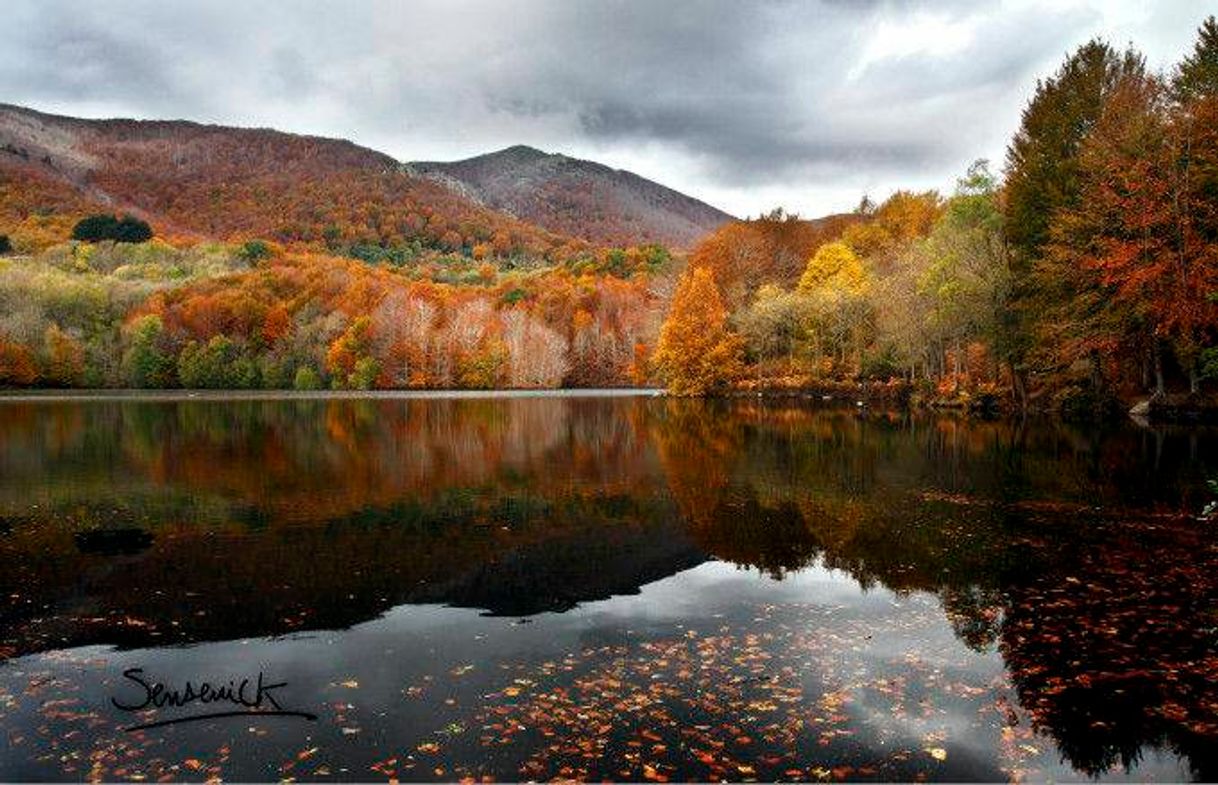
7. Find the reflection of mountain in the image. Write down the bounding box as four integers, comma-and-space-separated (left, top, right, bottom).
411, 521, 705, 616
2, 396, 1217, 777
1, 493, 706, 655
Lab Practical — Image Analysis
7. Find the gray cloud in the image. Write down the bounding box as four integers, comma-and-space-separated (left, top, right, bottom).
0, 0, 1206, 216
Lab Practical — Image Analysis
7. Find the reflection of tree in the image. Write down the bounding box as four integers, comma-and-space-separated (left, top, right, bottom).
647, 399, 1218, 778
3, 397, 1218, 778
939, 585, 1003, 652
648, 398, 742, 530
999, 518, 1218, 780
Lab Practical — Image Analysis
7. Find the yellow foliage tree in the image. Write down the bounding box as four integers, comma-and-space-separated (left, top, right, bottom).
798, 241, 870, 296
652, 267, 743, 395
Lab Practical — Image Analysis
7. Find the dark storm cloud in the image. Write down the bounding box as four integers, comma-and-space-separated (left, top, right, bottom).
0, 0, 1203, 215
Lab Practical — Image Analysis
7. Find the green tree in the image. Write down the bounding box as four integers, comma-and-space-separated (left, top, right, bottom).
113, 216, 153, 243
178, 336, 261, 389
1173, 16, 1218, 103
735, 284, 809, 367
72, 214, 153, 243
239, 239, 273, 264
293, 365, 323, 391
121, 315, 175, 388
1004, 41, 1145, 261
349, 356, 381, 390
72, 214, 121, 242
919, 161, 1011, 381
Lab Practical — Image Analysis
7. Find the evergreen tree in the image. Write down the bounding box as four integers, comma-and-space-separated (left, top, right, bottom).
72, 214, 121, 242
71, 213, 153, 243
1173, 16, 1218, 103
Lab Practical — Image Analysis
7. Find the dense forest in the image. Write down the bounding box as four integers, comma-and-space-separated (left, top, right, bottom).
1, 17, 1216, 412
656, 17, 1218, 415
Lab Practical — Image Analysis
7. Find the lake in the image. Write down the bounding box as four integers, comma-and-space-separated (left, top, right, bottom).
1, 393, 1216, 782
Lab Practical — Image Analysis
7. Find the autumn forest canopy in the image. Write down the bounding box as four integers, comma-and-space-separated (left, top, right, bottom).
1, 16, 1217, 414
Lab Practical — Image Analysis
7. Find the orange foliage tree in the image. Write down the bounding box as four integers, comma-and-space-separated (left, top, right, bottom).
651, 267, 743, 395
0, 338, 38, 386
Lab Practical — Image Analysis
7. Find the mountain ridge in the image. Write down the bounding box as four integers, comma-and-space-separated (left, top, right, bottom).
0, 103, 733, 253
410, 144, 735, 249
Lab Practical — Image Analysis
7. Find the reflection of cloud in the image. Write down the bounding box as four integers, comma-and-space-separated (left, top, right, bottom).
2, 1, 1202, 215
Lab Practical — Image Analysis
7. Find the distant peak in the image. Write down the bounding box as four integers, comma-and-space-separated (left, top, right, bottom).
490, 144, 552, 160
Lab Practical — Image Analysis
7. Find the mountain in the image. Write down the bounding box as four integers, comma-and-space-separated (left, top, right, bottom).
410, 145, 734, 249
0, 104, 732, 255
0, 103, 583, 256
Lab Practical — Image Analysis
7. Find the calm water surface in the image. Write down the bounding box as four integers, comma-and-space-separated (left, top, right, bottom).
0, 394, 1216, 781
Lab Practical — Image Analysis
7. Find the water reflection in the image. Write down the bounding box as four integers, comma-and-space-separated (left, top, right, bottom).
0, 395, 1215, 781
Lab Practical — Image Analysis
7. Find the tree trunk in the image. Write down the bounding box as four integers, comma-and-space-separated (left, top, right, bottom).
1153, 342, 1166, 399
1009, 361, 1028, 413
1189, 363, 1200, 395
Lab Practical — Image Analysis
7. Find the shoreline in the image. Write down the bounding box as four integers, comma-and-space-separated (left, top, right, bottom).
2, 387, 1216, 426
0, 388, 665, 403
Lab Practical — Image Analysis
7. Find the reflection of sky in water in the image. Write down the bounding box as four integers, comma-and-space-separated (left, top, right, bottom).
0, 560, 1194, 782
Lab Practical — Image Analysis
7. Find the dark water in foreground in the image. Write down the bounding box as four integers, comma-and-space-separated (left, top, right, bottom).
1, 394, 1216, 782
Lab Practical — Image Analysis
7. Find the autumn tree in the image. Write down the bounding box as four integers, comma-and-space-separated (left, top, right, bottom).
1003, 40, 1146, 404
652, 267, 743, 395
798, 242, 869, 296
1047, 23, 1218, 397
502, 309, 570, 388
1005, 41, 1146, 261
840, 190, 942, 270
42, 324, 85, 386
327, 316, 380, 390
797, 242, 873, 372
0, 338, 37, 386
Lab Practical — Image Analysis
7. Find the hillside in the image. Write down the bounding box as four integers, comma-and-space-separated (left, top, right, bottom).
411, 145, 734, 249
0, 104, 584, 257
0, 105, 734, 257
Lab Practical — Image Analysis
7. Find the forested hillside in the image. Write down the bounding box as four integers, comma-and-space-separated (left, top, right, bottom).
0, 104, 590, 260
652, 18, 1218, 416
0, 106, 680, 390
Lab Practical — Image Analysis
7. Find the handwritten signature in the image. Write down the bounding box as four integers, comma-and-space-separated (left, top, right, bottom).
110, 667, 317, 731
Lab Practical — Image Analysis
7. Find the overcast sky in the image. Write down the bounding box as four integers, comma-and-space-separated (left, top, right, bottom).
1, 0, 1209, 217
